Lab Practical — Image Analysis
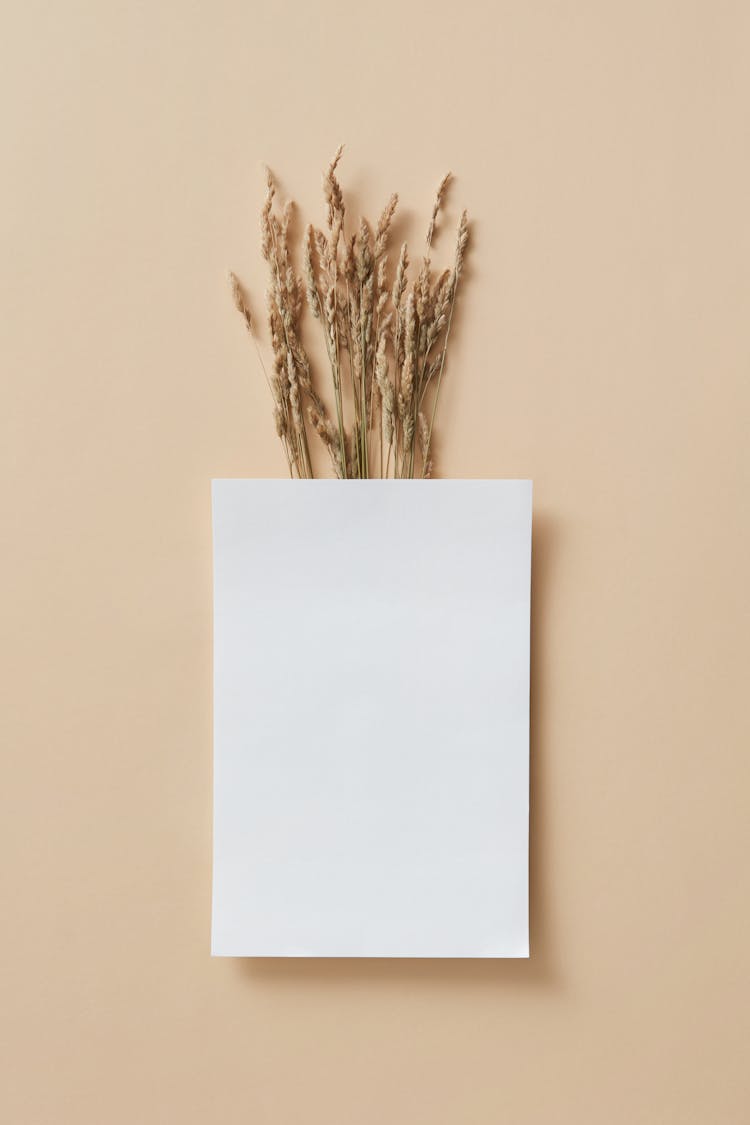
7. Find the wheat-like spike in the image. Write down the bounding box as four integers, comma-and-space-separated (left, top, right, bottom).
426, 172, 451, 249
454, 209, 469, 279
303, 225, 321, 319
229, 272, 252, 333
374, 330, 388, 388
378, 310, 393, 336
375, 331, 395, 448
375, 256, 389, 318
355, 217, 373, 283
391, 242, 409, 392
260, 166, 275, 262
308, 405, 344, 477
399, 292, 416, 413
382, 383, 395, 448
343, 232, 357, 286
392, 242, 409, 309
286, 352, 303, 434
420, 208, 470, 476
281, 198, 293, 243
323, 144, 345, 230
418, 410, 430, 459
273, 405, 285, 438
230, 271, 292, 465
374, 193, 398, 259
423, 269, 453, 353
311, 228, 329, 273
416, 256, 431, 322
308, 405, 335, 444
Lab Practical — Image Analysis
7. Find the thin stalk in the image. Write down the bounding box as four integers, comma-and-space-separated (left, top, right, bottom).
359, 281, 369, 478
269, 222, 314, 477
345, 272, 363, 478
423, 272, 459, 474
329, 228, 348, 477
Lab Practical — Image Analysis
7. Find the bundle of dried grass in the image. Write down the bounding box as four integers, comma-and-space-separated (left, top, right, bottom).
230, 149, 469, 478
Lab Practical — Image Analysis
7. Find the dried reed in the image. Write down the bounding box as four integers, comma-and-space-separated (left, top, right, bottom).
230, 150, 469, 478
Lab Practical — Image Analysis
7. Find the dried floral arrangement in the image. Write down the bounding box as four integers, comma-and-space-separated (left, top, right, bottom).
230, 147, 469, 478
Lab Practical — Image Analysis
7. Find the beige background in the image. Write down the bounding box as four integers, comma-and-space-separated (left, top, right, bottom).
2, 1, 749, 1121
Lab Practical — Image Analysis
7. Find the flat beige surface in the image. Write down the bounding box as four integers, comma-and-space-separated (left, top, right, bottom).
2, 2, 749, 1122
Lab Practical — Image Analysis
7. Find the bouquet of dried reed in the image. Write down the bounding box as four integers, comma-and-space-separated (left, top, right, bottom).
230, 147, 469, 478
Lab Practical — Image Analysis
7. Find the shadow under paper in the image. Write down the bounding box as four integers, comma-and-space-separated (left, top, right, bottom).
232, 509, 559, 992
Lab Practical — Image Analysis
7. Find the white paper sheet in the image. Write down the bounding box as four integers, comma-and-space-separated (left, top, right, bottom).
212, 480, 532, 957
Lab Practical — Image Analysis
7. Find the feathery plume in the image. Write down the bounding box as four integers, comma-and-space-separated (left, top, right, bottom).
426, 172, 451, 249
230, 156, 469, 478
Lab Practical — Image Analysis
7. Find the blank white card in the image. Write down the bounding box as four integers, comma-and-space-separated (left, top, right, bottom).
212, 479, 532, 957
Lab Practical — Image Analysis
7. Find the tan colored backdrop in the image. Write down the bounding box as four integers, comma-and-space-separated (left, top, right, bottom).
2, 1, 749, 1122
